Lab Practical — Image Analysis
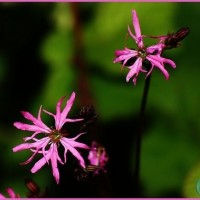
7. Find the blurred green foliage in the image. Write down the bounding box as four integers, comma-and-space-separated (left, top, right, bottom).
0, 2, 200, 198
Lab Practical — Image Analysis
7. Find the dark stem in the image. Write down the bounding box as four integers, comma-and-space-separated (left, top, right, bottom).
133, 74, 151, 197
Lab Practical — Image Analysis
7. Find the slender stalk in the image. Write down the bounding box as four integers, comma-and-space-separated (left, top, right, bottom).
133, 74, 151, 197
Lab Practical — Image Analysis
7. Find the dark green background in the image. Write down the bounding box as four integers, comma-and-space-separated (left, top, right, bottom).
0, 2, 199, 198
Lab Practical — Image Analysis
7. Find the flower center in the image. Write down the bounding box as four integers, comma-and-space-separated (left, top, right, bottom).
49, 129, 62, 143
138, 48, 147, 59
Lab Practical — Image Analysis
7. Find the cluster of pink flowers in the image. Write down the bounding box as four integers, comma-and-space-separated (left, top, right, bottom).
12, 91, 109, 186
113, 10, 176, 85
7, 8, 188, 195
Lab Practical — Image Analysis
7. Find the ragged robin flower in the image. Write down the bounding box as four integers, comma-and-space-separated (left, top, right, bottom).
113, 10, 176, 85
74, 141, 109, 180
88, 141, 108, 168
13, 92, 89, 184
87, 141, 109, 175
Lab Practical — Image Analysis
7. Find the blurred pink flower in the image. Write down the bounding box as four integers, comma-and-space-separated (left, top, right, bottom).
113, 10, 176, 85
88, 141, 108, 168
0, 188, 20, 198
13, 92, 89, 184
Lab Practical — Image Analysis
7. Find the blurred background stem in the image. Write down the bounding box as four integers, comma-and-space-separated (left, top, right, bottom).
70, 3, 94, 107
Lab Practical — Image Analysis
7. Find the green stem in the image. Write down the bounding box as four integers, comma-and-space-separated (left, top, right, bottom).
133, 74, 151, 197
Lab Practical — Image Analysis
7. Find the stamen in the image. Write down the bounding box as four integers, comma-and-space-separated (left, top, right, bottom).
48, 129, 62, 144
138, 48, 147, 59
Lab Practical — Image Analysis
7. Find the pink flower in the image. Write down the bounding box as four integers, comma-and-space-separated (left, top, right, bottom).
88, 141, 108, 168
113, 10, 176, 85
13, 92, 89, 184
0, 188, 20, 198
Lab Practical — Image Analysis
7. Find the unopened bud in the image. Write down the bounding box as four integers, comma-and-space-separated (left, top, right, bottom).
164, 27, 190, 49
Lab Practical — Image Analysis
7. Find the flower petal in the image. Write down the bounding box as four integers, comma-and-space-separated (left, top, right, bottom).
128, 25, 136, 41
13, 137, 49, 152
61, 137, 89, 149
14, 122, 50, 134
21, 108, 51, 132
147, 43, 164, 54
65, 118, 83, 123
49, 92, 76, 130
23, 131, 41, 141
6, 188, 16, 198
31, 147, 52, 173
50, 144, 61, 184
60, 139, 86, 168
132, 10, 143, 48
58, 92, 76, 129
13, 143, 32, 152
114, 49, 138, 66
0, 194, 5, 199
147, 55, 169, 79
67, 132, 87, 141
126, 57, 143, 83
161, 57, 176, 68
